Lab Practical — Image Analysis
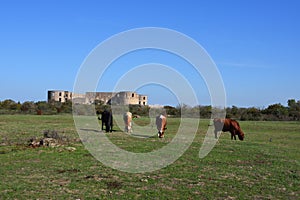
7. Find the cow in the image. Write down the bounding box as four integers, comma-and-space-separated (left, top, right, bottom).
123, 112, 133, 133
156, 113, 167, 138
213, 118, 244, 141
98, 109, 113, 133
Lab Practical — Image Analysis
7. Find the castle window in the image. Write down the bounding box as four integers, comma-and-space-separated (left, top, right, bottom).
139, 101, 141, 105
59, 98, 62, 102
59, 92, 62, 96
132, 93, 134, 97
143, 97, 146, 100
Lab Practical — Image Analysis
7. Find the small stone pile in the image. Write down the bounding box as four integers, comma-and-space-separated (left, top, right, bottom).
28, 130, 68, 148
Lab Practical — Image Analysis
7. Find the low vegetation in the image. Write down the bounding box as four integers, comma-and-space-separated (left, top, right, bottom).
0, 115, 299, 199
1, 99, 300, 121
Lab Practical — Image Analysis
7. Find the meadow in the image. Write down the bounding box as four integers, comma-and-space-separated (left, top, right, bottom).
0, 115, 299, 199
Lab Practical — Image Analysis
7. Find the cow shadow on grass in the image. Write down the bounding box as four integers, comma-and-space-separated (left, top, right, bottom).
80, 128, 119, 133
80, 128, 102, 133
130, 133, 158, 139
130, 134, 151, 138
79, 129, 157, 138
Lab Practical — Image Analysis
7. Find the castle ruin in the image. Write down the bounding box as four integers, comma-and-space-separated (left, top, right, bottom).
47, 90, 148, 105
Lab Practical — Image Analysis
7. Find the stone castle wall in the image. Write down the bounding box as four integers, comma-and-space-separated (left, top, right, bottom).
48, 90, 147, 105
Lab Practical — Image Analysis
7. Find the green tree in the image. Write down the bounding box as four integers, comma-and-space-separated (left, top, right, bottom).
287, 99, 300, 120
61, 101, 73, 113
200, 106, 212, 118
164, 105, 179, 117
0, 99, 17, 110
0, 99, 21, 114
21, 101, 36, 114
35, 101, 56, 115
241, 107, 261, 121
262, 103, 288, 120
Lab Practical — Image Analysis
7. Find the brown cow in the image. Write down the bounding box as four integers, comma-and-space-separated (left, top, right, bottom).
156, 114, 167, 138
213, 118, 244, 141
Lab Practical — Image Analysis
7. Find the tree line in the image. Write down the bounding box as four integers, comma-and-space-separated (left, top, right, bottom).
0, 99, 300, 121
0, 100, 72, 115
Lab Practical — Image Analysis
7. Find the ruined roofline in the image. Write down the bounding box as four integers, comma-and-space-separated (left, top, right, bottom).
47, 90, 148, 105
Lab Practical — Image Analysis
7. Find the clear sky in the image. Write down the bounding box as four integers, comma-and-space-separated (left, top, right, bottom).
1, 0, 299, 107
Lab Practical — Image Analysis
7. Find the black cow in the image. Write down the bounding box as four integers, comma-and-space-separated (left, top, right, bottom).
97, 110, 113, 132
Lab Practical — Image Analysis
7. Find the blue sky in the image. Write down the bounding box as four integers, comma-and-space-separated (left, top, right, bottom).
1, 0, 299, 107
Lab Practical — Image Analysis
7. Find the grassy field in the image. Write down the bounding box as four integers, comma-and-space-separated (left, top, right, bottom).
0, 115, 299, 199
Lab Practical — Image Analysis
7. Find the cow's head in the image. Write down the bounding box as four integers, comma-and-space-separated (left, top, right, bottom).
238, 131, 244, 141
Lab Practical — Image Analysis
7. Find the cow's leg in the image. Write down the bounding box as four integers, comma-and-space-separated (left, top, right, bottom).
105, 122, 110, 133
231, 130, 236, 140
214, 130, 218, 139
128, 124, 130, 132
128, 124, 132, 133
229, 130, 235, 140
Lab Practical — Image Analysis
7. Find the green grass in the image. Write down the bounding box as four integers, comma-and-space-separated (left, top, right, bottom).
0, 115, 299, 199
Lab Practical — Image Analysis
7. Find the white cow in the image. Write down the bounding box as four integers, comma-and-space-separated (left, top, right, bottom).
123, 112, 133, 133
